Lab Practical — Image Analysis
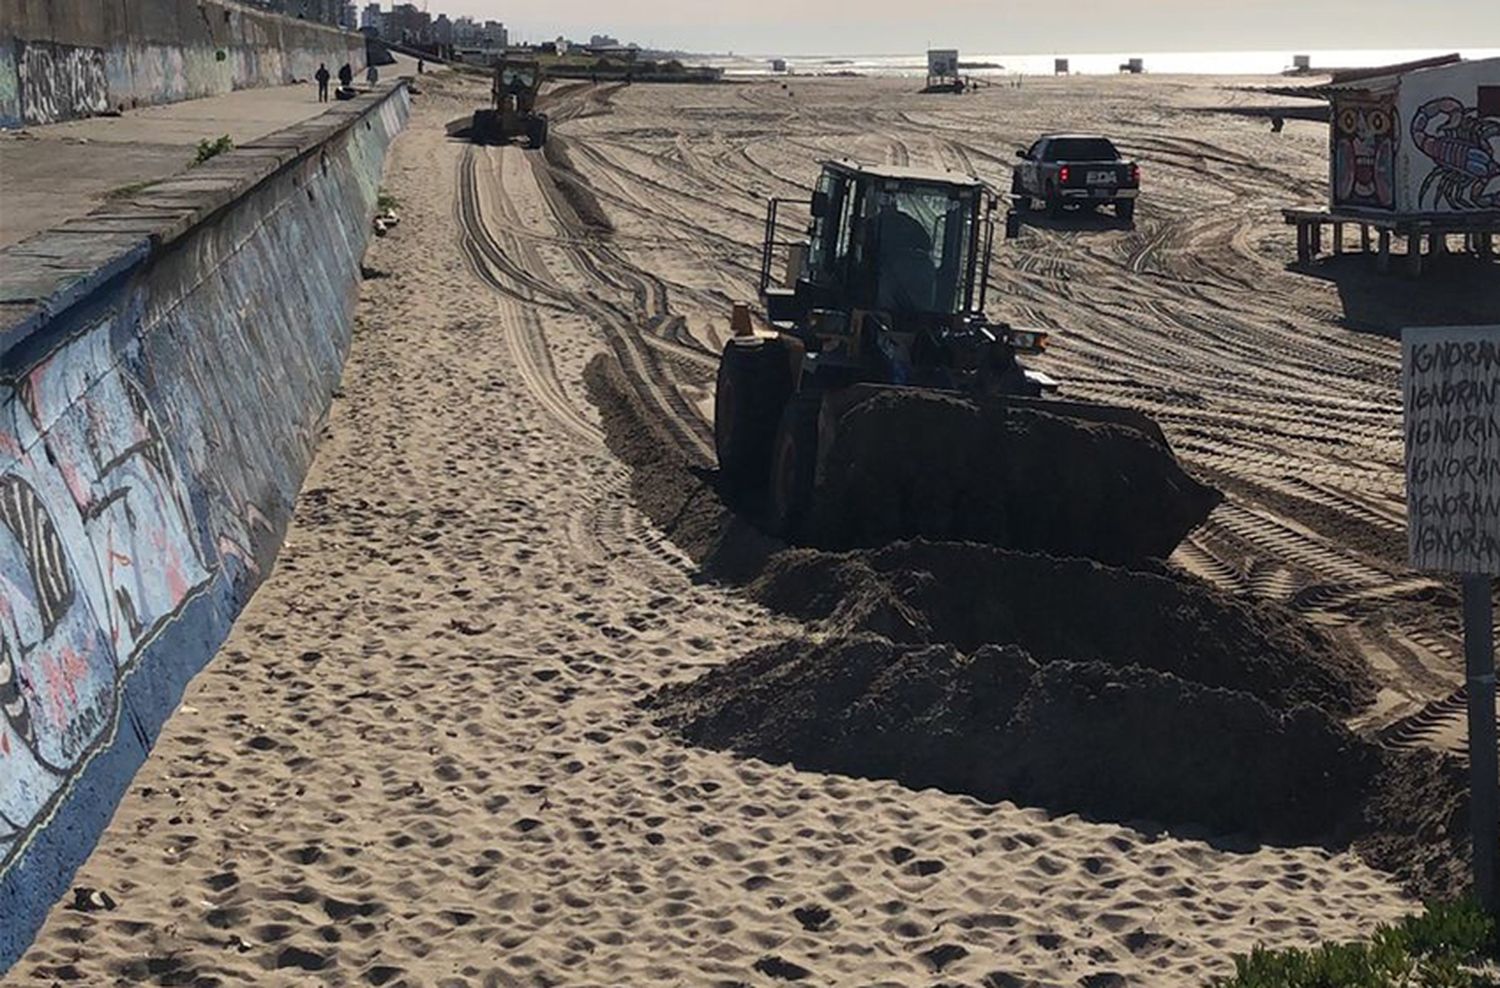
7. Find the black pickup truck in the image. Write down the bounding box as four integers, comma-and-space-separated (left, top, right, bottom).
1012, 134, 1139, 221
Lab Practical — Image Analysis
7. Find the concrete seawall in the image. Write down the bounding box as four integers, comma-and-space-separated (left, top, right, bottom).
0, 0, 366, 127
0, 79, 409, 969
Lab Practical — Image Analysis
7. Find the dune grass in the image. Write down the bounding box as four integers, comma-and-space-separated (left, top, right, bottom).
1213, 900, 1497, 987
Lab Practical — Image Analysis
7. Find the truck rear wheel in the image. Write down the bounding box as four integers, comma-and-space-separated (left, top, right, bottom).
1011, 173, 1030, 213
1117, 199, 1136, 222
715, 337, 794, 495
1046, 185, 1064, 218
767, 392, 820, 538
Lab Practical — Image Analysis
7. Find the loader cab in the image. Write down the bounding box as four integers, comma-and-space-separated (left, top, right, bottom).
493, 58, 541, 112
761, 161, 996, 330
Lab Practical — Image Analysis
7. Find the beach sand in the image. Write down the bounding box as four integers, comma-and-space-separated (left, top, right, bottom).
12, 70, 1484, 985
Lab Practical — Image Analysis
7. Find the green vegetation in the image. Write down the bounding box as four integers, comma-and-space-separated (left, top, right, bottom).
1213, 900, 1499, 987
194, 134, 234, 164
376, 190, 399, 212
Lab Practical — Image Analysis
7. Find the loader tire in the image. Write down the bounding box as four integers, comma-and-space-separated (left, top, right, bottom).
715, 338, 794, 495
528, 114, 549, 149
472, 109, 498, 145
767, 391, 820, 539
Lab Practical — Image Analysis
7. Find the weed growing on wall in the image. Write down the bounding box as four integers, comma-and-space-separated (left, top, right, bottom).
194, 134, 233, 164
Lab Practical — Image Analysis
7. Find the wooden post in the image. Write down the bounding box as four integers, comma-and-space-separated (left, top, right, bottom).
1408, 232, 1423, 276
1311, 221, 1323, 255
1464, 574, 1498, 913
1431, 232, 1448, 257
1378, 229, 1391, 272
1361, 224, 1370, 253
1334, 222, 1344, 255
1296, 222, 1310, 263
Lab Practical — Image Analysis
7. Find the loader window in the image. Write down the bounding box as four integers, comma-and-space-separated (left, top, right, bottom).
501, 66, 536, 94
806, 170, 843, 285
1044, 137, 1118, 161
873, 186, 974, 315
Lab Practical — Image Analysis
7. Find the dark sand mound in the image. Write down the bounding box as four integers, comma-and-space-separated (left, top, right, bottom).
806, 390, 1222, 564
651, 636, 1376, 844
1006, 661, 1377, 842
749, 542, 1375, 716
587, 351, 1470, 896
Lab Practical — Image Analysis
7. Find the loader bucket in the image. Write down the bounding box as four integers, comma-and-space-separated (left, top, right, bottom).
799, 384, 1219, 564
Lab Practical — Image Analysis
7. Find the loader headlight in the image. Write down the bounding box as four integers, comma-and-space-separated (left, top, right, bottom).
1007, 329, 1049, 353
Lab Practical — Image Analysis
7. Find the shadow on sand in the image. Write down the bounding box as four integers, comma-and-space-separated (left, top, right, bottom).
1012, 206, 1135, 235
1289, 251, 1500, 338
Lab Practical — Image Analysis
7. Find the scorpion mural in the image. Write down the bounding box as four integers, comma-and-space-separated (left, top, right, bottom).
1411, 96, 1500, 210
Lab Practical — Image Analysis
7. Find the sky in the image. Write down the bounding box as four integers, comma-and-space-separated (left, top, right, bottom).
431, 0, 1500, 55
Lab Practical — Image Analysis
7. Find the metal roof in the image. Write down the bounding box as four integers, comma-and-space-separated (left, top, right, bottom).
824, 159, 984, 188
1268, 52, 1466, 101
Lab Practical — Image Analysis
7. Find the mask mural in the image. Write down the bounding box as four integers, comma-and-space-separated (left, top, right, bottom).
1333, 97, 1397, 209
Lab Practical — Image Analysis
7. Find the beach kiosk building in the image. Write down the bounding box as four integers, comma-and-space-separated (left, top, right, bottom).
1281, 53, 1500, 273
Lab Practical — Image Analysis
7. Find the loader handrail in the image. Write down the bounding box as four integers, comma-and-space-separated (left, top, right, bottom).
758, 196, 812, 296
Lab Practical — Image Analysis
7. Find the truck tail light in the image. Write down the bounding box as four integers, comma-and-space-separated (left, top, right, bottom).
1130, 163, 1140, 184
1059, 165, 1070, 183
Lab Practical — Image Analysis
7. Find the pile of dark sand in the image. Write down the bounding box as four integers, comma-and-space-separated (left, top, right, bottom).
585, 352, 1473, 897
805, 390, 1221, 564
748, 542, 1375, 716
651, 635, 1378, 845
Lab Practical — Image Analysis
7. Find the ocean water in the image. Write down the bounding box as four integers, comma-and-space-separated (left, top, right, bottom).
706, 47, 1500, 78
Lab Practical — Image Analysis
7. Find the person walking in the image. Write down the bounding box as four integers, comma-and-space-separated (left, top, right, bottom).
315, 62, 330, 102
338, 62, 353, 90
366, 62, 379, 86
417, 58, 425, 74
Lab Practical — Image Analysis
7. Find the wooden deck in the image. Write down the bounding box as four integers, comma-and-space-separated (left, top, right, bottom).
1282, 207, 1499, 275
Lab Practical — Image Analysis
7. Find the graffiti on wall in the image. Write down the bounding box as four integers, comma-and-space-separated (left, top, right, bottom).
0, 46, 21, 128
0, 325, 212, 866
16, 41, 109, 125
1332, 95, 1398, 210
1411, 95, 1500, 210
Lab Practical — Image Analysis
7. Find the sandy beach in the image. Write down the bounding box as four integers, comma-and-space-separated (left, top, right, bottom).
12, 68, 1496, 985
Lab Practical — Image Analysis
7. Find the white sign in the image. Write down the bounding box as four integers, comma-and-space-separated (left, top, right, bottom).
1404, 324, 1500, 575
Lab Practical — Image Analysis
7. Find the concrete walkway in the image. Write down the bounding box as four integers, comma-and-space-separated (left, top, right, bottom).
0, 54, 423, 248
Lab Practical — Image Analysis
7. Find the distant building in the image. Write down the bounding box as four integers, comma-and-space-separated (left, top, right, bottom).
1298, 54, 1500, 215
384, 2, 430, 42
590, 34, 619, 48
340, 2, 357, 29
360, 2, 381, 30
926, 48, 959, 90
1054, 58, 1069, 74
771, 58, 786, 73
431, 13, 453, 44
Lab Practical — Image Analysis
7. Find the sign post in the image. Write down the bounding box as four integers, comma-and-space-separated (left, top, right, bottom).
1403, 324, 1500, 911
